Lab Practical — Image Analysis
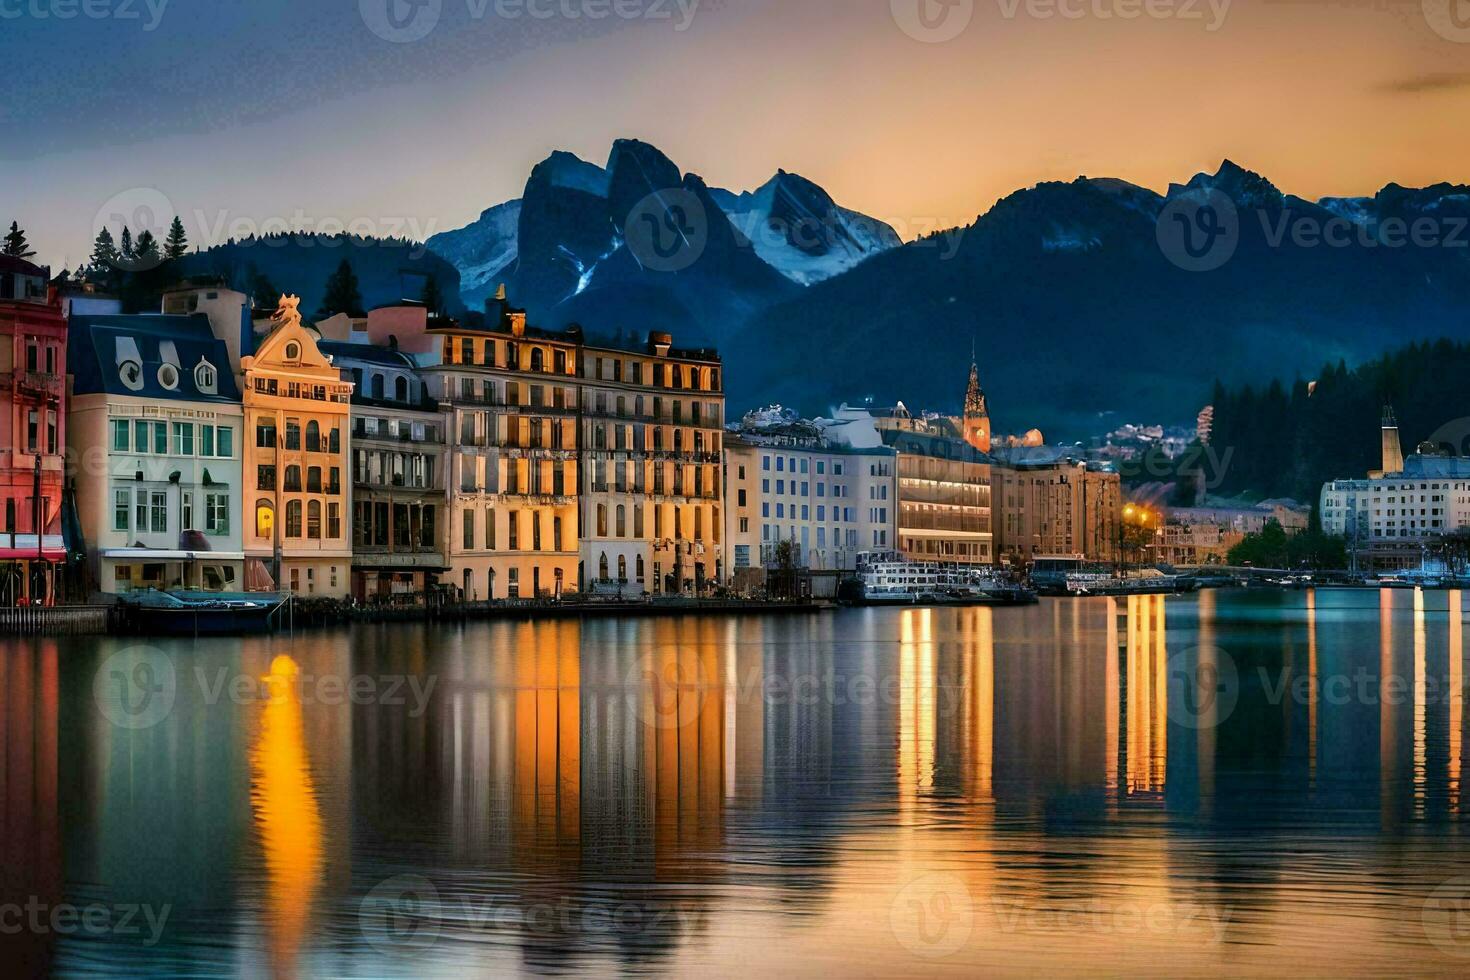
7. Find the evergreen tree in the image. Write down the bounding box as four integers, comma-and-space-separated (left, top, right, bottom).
3, 221, 35, 259
164, 216, 189, 260
119, 226, 134, 260
421, 274, 444, 317
88, 227, 119, 273
319, 259, 364, 318
246, 263, 280, 310
133, 229, 160, 263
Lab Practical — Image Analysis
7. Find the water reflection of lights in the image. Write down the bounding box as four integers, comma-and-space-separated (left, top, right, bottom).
250, 655, 323, 979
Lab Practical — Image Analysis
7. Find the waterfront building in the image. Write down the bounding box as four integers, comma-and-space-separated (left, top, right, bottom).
0, 257, 67, 603
990, 445, 1121, 565
322, 341, 448, 602
580, 332, 725, 595
68, 310, 245, 593
723, 408, 896, 586
241, 297, 353, 596
883, 427, 994, 565
422, 295, 581, 600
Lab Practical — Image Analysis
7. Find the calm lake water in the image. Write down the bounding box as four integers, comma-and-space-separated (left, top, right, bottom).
7, 590, 1470, 977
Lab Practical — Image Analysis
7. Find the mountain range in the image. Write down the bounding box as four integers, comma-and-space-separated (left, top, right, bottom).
179, 142, 1470, 441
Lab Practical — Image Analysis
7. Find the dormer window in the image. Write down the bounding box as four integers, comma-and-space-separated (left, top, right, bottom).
158, 364, 180, 390
195, 360, 218, 394
120, 360, 144, 391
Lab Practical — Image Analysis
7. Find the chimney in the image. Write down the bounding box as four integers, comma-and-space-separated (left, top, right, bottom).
1382, 405, 1405, 476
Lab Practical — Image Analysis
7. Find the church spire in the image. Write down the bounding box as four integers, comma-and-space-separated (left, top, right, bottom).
964, 358, 987, 419
962, 355, 991, 453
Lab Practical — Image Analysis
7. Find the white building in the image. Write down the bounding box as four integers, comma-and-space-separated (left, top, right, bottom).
68, 311, 246, 593
1321, 454, 1470, 570
724, 411, 897, 579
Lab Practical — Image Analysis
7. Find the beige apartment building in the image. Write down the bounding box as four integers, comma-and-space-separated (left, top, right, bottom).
991, 449, 1122, 565
580, 332, 724, 595
241, 298, 354, 597
424, 299, 581, 601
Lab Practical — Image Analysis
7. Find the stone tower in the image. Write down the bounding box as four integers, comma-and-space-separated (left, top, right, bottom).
962, 358, 991, 454
1381, 405, 1404, 476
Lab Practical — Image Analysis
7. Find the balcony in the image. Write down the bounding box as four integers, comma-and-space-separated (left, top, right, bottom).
14, 371, 63, 400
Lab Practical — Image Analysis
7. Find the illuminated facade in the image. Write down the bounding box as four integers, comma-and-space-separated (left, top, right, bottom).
580, 333, 725, 595
991, 449, 1122, 565
241, 298, 353, 596
0, 257, 66, 603
883, 429, 994, 565
423, 297, 580, 600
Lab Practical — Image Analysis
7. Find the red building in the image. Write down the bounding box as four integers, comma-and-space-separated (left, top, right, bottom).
0, 256, 67, 604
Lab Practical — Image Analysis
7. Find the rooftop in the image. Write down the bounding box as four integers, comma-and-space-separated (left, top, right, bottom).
69, 313, 241, 403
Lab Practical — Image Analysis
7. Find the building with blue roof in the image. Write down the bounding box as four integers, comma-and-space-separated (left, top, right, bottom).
68, 310, 246, 594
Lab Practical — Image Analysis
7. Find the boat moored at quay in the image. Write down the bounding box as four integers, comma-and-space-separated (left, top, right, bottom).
844, 552, 1038, 607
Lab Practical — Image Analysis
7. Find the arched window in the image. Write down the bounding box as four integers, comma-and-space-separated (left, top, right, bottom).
616, 505, 626, 538
636, 556, 645, 582
284, 342, 301, 361
597, 504, 608, 538
284, 466, 302, 492
307, 501, 322, 539
306, 421, 321, 453
285, 501, 303, 538
194, 361, 217, 394
599, 553, 609, 582
530, 348, 545, 373
618, 555, 627, 583
255, 501, 274, 539
394, 376, 408, 402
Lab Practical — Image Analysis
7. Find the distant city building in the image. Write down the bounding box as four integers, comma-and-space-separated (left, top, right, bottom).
990, 445, 1121, 564
1, 257, 68, 603
1155, 501, 1309, 566
1321, 415, 1470, 571
1196, 405, 1215, 445
723, 407, 897, 586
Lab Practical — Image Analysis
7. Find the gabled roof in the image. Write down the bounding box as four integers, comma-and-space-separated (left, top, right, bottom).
68, 313, 241, 403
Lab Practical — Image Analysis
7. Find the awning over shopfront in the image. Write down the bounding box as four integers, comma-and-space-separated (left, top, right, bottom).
0, 534, 67, 561
100, 549, 247, 562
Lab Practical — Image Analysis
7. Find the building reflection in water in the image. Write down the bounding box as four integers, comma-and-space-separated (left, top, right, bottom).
1, 639, 61, 975
249, 655, 324, 980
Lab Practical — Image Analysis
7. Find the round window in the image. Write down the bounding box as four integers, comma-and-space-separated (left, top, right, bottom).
158, 364, 179, 390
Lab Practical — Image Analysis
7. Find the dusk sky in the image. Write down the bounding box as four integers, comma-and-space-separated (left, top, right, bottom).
5, 0, 1469, 270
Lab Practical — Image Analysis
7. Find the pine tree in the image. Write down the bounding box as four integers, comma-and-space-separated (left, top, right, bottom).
133, 229, 160, 263
119, 226, 134, 260
88, 227, 119, 273
2, 221, 35, 259
319, 259, 364, 318
246, 263, 279, 310
421, 274, 444, 317
164, 216, 189, 260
